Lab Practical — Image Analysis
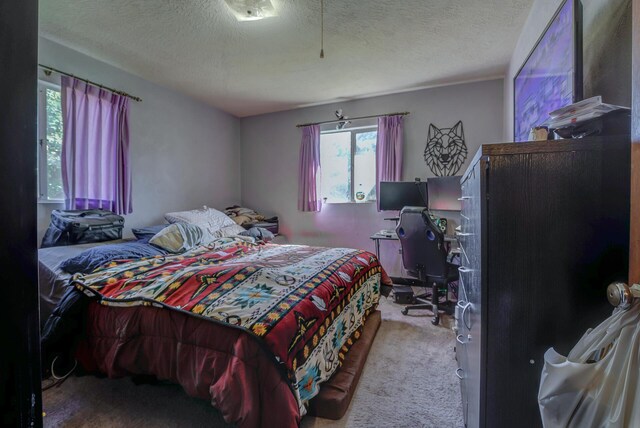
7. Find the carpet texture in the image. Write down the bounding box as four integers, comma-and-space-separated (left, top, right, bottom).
43, 297, 463, 427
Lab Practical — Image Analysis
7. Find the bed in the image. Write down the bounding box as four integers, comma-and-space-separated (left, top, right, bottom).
42, 236, 389, 427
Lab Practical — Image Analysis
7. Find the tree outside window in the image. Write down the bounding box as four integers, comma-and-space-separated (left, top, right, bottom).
320, 127, 377, 203
38, 85, 64, 201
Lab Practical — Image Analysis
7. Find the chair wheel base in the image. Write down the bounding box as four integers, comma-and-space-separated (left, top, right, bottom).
401, 308, 409, 316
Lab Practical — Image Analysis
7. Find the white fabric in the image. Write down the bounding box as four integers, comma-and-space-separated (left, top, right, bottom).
538, 303, 640, 428
164, 206, 235, 244
212, 223, 246, 238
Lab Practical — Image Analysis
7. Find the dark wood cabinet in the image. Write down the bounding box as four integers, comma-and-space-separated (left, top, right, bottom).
455, 137, 630, 428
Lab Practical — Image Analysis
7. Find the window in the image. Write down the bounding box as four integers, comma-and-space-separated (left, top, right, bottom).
37, 83, 64, 201
320, 127, 377, 203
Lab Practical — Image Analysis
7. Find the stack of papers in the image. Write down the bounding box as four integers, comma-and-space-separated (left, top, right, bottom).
542, 96, 629, 129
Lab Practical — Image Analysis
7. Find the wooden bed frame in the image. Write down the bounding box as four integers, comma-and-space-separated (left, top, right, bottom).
309, 310, 382, 419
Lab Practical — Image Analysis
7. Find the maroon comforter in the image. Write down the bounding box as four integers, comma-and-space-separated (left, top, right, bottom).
77, 304, 300, 427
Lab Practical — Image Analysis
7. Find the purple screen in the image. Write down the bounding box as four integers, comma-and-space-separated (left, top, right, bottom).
514, 0, 575, 142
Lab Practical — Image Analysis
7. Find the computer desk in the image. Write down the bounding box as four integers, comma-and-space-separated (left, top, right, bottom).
370, 232, 460, 287
369, 231, 457, 260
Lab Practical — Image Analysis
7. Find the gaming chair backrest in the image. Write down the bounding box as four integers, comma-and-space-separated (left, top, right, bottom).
396, 207, 448, 280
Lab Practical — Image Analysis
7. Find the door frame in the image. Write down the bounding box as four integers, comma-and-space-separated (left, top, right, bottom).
631, 0, 640, 284
0, 0, 42, 426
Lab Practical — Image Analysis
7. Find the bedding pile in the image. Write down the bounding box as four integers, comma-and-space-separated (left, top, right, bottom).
224, 205, 277, 227
39, 207, 260, 322
164, 206, 245, 244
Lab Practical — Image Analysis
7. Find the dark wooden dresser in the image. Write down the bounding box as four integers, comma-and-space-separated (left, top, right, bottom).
455, 137, 630, 428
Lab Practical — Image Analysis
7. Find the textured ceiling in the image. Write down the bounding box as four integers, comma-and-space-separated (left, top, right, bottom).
40, 0, 533, 117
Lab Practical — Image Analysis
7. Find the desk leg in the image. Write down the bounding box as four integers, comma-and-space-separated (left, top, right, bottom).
374, 239, 380, 259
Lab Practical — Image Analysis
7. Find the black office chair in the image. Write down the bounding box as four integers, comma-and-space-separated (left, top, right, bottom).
396, 207, 457, 325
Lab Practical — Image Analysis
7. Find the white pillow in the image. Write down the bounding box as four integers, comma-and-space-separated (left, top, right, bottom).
212, 223, 247, 238
165, 206, 235, 244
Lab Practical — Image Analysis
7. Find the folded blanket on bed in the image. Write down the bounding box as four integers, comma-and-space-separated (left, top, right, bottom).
71, 237, 389, 414
224, 205, 277, 226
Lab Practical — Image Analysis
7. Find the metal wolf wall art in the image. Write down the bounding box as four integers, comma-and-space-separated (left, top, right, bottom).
423, 121, 468, 176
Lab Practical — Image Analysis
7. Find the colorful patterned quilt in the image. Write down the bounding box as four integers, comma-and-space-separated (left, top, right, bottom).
72, 237, 387, 415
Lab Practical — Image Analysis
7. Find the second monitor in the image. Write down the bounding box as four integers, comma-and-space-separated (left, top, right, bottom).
427, 176, 462, 211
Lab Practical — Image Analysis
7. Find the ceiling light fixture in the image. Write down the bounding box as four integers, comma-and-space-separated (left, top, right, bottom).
223, 0, 277, 21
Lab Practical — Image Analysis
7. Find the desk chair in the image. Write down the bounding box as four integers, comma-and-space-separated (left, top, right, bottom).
396, 207, 457, 325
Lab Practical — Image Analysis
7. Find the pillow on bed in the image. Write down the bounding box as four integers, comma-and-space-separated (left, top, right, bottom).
59, 241, 167, 274
149, 223, 204, 253
164, 206, 235, 244
212, 223, 247, 238
132, 224, 170, 241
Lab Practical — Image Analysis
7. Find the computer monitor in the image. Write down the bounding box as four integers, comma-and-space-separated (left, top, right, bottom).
427, 176, 462, 211
379, 181, 428, 211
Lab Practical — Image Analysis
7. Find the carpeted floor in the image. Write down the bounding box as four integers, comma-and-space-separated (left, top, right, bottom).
43, 296, 464, 427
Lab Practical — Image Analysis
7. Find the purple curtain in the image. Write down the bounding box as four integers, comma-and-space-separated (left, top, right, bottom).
376, 115, 404, 211
61, 76, 132, 214
298, 125, 322, 212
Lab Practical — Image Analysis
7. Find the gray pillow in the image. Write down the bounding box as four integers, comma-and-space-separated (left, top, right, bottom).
239, 227, 275, 242
149, 223, 203, 253
132, 224, 170, 241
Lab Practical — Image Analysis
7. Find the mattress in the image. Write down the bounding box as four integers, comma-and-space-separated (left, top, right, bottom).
69, 238, 389, 427
38, 239, 130, 326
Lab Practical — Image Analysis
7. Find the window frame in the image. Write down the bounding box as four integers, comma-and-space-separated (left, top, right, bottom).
37, 80, 64, 204
320, 125, 378, 204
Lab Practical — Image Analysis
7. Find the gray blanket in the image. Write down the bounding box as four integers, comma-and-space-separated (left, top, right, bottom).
38, 240, 130, 327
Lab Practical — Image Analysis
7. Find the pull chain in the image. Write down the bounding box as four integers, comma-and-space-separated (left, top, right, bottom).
320, 0, 325, 58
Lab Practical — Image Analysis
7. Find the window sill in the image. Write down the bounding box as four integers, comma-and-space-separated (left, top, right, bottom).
37, 199, 64, 205
322, 200, 376, 205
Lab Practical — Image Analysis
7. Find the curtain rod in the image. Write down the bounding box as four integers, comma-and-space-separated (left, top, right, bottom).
38, 64, 143, 102
296, 111, 409, 128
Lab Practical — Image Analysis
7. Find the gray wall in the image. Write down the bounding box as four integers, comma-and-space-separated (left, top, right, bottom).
37, 37, 242, 240
240, 79, 504, 275
503, 0, 632, 141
